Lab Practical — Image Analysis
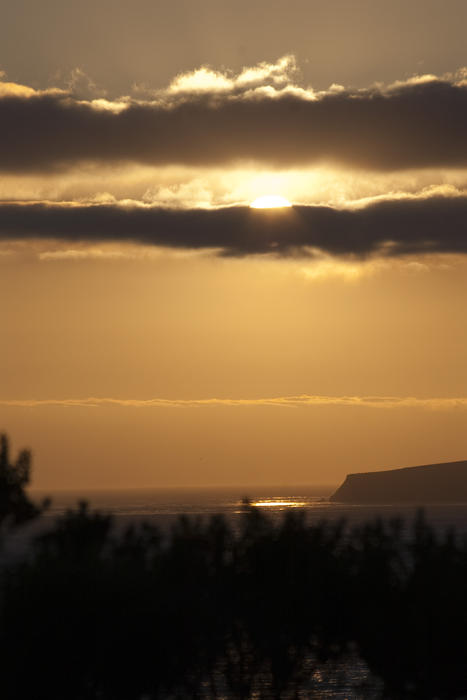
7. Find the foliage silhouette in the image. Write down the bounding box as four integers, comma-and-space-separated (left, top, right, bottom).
0, 433, 47, 539
2, 436, 467, 697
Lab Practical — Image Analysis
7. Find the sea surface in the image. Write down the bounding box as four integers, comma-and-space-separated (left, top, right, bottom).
8, 482, 467, 571
28, 483, 467, 534
8, 486, 467, 698
10, 485, 384, 697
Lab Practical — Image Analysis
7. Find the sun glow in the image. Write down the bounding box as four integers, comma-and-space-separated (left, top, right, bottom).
250, 195, 292, 209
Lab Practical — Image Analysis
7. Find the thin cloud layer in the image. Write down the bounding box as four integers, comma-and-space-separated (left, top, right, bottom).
0, 194, 466, 257
1, 61, 467, 172
2, 395, 467, 410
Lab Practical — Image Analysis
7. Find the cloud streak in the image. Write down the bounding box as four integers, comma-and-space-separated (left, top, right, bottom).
1, 62, 467, 172
2, 395, 467, 410
0, 193, 466, 258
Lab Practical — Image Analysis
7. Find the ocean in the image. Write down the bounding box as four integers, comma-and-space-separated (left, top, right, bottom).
30, 483, 467, 534
8, 485, 467, 698
7, 482, 467, 569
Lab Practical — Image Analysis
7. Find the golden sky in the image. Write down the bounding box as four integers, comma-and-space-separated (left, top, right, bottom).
1, 1, 467, 488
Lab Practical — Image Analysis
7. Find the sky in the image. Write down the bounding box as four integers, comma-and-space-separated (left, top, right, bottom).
1, 0, 467, 489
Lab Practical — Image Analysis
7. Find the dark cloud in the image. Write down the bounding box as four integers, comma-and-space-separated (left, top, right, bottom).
1, 194, 466, 258
1, 77, 467, 172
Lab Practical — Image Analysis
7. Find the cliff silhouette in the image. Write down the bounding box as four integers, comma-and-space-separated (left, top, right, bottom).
330, 459, 467, 504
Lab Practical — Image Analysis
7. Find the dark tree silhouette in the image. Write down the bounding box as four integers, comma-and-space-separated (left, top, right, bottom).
2, 439, 467, 698
0, 433, 47, 538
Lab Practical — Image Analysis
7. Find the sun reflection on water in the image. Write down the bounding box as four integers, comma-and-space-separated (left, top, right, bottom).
250, 499, 307, 509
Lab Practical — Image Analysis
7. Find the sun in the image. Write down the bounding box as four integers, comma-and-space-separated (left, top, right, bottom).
250, 195, 292, 209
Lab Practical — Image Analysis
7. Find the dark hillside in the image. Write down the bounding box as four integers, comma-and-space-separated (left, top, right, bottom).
330, 460, 467, 504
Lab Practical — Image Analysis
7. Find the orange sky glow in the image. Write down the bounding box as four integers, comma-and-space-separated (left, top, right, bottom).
2, 1, 467, 489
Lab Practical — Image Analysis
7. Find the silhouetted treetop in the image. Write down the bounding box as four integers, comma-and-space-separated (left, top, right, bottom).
0, 433, 47, 534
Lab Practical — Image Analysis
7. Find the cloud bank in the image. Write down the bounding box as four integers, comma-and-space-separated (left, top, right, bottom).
1, 193, 466, 257
1, 60, 467, 172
